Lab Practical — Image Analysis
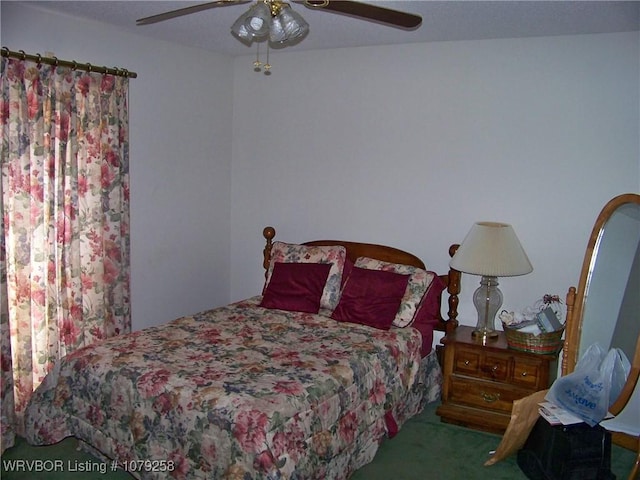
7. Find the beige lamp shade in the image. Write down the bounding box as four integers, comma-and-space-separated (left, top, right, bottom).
450, 222, 533, 277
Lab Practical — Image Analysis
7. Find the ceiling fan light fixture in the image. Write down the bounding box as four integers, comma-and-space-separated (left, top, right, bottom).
241, 2, 271, 38
268, 4, 308, 44
232, 1, 309, 47
231, 14, 254, 44
269, 15, 288, 43
278, 6, 309, 42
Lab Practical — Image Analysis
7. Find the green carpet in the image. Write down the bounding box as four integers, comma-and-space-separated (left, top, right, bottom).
2, 402, 636, 479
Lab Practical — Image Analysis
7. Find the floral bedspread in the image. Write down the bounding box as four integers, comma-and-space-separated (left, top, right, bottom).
24, 297, 439, 479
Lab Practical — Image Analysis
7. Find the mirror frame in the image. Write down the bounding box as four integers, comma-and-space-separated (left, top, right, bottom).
563, 192, 640, 419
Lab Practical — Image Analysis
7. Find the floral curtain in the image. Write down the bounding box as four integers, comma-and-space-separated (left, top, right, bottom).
0, 57, 131, 452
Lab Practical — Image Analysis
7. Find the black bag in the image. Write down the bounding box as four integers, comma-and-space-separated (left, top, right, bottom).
517, 417, 615, 480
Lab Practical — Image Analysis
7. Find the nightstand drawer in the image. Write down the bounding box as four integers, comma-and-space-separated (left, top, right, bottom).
453, 348, 481, 375
511, 357, 544, 388
454, 346, 509, 382
448, 376, 531, 414
481, 353, 509, 382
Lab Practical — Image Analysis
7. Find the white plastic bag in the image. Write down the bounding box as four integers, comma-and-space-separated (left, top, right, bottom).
545, 343, 630, 426
609, 347, 631, 406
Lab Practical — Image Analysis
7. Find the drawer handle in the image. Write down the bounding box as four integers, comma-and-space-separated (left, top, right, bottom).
481, 391, 501, 403
464, 360, 470, 366
521, 371, 528, 377
492, 365, 499, 372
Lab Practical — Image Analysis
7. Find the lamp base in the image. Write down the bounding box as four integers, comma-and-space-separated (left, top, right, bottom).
471, 328, 499, 340
471, 275, 503, 342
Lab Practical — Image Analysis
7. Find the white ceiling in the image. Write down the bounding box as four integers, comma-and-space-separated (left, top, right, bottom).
14, 1, 640, 57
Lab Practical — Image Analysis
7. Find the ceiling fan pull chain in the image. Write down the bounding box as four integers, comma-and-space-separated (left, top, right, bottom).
253, 43, 262, 71
263, 42, 272, 75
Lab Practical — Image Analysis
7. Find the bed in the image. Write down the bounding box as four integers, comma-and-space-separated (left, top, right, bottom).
24, 227, 461, 479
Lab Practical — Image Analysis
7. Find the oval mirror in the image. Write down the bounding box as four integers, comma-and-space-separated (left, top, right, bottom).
563, 193, 640, 433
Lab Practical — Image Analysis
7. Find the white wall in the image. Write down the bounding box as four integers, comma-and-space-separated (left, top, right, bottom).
3, 3, 639, 342
2, 2, 235, 330
230, 33, 640, 339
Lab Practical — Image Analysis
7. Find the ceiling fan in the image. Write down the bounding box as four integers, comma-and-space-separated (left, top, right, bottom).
136, 1, 422, 29
137, 1, 422, 73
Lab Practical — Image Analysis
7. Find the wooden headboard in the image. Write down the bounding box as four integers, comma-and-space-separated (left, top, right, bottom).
262, 226, 460, 333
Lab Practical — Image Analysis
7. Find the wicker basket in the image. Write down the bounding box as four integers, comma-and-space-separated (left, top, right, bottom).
502, 323, 564, 355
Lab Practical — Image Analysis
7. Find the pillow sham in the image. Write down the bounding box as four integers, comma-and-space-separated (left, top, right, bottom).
265, 241, 347, 311
260, 262, 332, 313
331, 267, 410, 330
354, 257, 435, 328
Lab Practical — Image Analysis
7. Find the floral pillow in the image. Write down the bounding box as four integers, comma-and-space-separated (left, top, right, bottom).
265, 241, 347, 311
354, 256, 435, 328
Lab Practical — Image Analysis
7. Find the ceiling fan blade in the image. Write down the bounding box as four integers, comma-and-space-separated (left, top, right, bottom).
300, 1, 422, 29
136, 0, 251, 25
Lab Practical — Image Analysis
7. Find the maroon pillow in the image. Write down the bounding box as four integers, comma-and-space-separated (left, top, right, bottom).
341, 257, 354, 289
413, 274, 446, 326
260, 262, 332, 313
412, 274, 447, 356
331, 267, 410, 330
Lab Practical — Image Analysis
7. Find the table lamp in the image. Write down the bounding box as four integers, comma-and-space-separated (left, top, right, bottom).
450, 222, 533, 340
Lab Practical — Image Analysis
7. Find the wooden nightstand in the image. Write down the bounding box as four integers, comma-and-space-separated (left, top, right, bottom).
436, 325, 558, 435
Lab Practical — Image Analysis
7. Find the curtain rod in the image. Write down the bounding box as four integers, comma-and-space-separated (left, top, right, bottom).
1, 47, 137, 79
